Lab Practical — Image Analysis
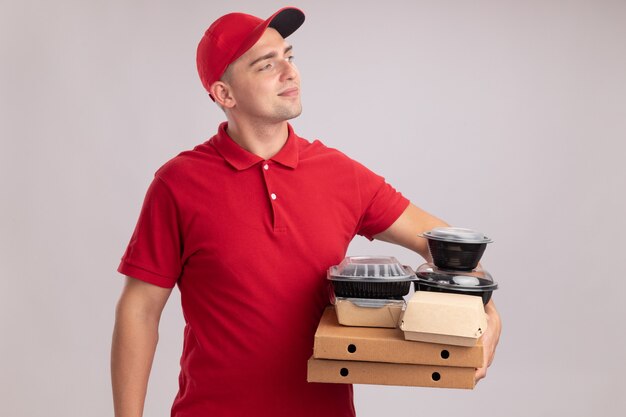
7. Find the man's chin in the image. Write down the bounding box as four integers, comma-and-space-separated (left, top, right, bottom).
286, 107, 303, 120
277, 105, 302, 121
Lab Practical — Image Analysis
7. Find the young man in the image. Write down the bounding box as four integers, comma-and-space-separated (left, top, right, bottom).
111, 7, 501, 417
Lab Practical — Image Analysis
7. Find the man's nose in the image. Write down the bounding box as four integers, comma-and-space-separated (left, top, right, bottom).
279, 58, 298, 81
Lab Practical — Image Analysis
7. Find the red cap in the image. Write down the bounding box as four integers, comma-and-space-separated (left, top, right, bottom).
197, 7, 305, 95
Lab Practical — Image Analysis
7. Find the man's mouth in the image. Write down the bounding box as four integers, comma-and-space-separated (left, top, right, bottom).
278, 87, 299, 97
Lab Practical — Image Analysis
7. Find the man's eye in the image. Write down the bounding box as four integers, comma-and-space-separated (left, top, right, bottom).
260, 63, 273, 71
286, 55, 295, 63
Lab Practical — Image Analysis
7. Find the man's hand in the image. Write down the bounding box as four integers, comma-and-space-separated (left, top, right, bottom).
475, 299, 501, 383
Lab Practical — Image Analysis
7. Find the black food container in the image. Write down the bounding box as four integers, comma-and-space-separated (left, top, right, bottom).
328, 256, 416, 299
414, 263, 498, 305
420, 227, 493, 271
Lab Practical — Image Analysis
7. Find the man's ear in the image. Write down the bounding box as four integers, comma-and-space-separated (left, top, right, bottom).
210, 81, 235, 108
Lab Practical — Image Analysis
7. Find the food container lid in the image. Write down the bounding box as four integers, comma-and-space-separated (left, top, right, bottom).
420, 226, 493, 244
327, 256, 416, 282
415, 263, 498, 291
334, 297, 406, 308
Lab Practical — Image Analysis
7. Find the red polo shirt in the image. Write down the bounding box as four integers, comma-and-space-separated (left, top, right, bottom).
118, 122, 410, 417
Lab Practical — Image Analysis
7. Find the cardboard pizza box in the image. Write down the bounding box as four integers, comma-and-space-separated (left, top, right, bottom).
314, 306, 483, 368
307, 357, 476, 389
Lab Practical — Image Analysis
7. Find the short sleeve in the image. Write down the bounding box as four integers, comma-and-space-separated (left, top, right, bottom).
353, 161, 410, 240
117, 176, 182, 288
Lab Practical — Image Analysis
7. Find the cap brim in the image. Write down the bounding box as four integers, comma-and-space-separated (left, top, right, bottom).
268, 7, 305, 39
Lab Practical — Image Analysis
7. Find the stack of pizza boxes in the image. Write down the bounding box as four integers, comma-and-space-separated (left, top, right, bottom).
308, 230, 497, 390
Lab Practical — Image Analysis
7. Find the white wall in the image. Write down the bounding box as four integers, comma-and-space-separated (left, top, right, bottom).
1, 0, 625, 416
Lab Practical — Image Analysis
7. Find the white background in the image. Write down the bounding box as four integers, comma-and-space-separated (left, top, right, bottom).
1, 0, 625, 416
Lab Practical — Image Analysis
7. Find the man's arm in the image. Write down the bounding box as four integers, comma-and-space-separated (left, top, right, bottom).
373, 203, 449, 260
373, 203, 502, 383
111, 277, 173, 417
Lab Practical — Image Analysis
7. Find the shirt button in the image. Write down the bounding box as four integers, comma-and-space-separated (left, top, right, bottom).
263, 164, 269, 170
271, 193, 277, 200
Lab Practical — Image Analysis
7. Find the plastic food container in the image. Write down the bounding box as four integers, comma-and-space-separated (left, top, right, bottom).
420, 227, 493, 271
327, 256, 416, 299
414, 263, 498, 305
334, 297, 405, 328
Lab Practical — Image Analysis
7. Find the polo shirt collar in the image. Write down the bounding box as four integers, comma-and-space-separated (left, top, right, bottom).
212, 122, 299, 171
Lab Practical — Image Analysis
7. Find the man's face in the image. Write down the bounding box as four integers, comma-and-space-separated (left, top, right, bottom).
223, 28, 301, 122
